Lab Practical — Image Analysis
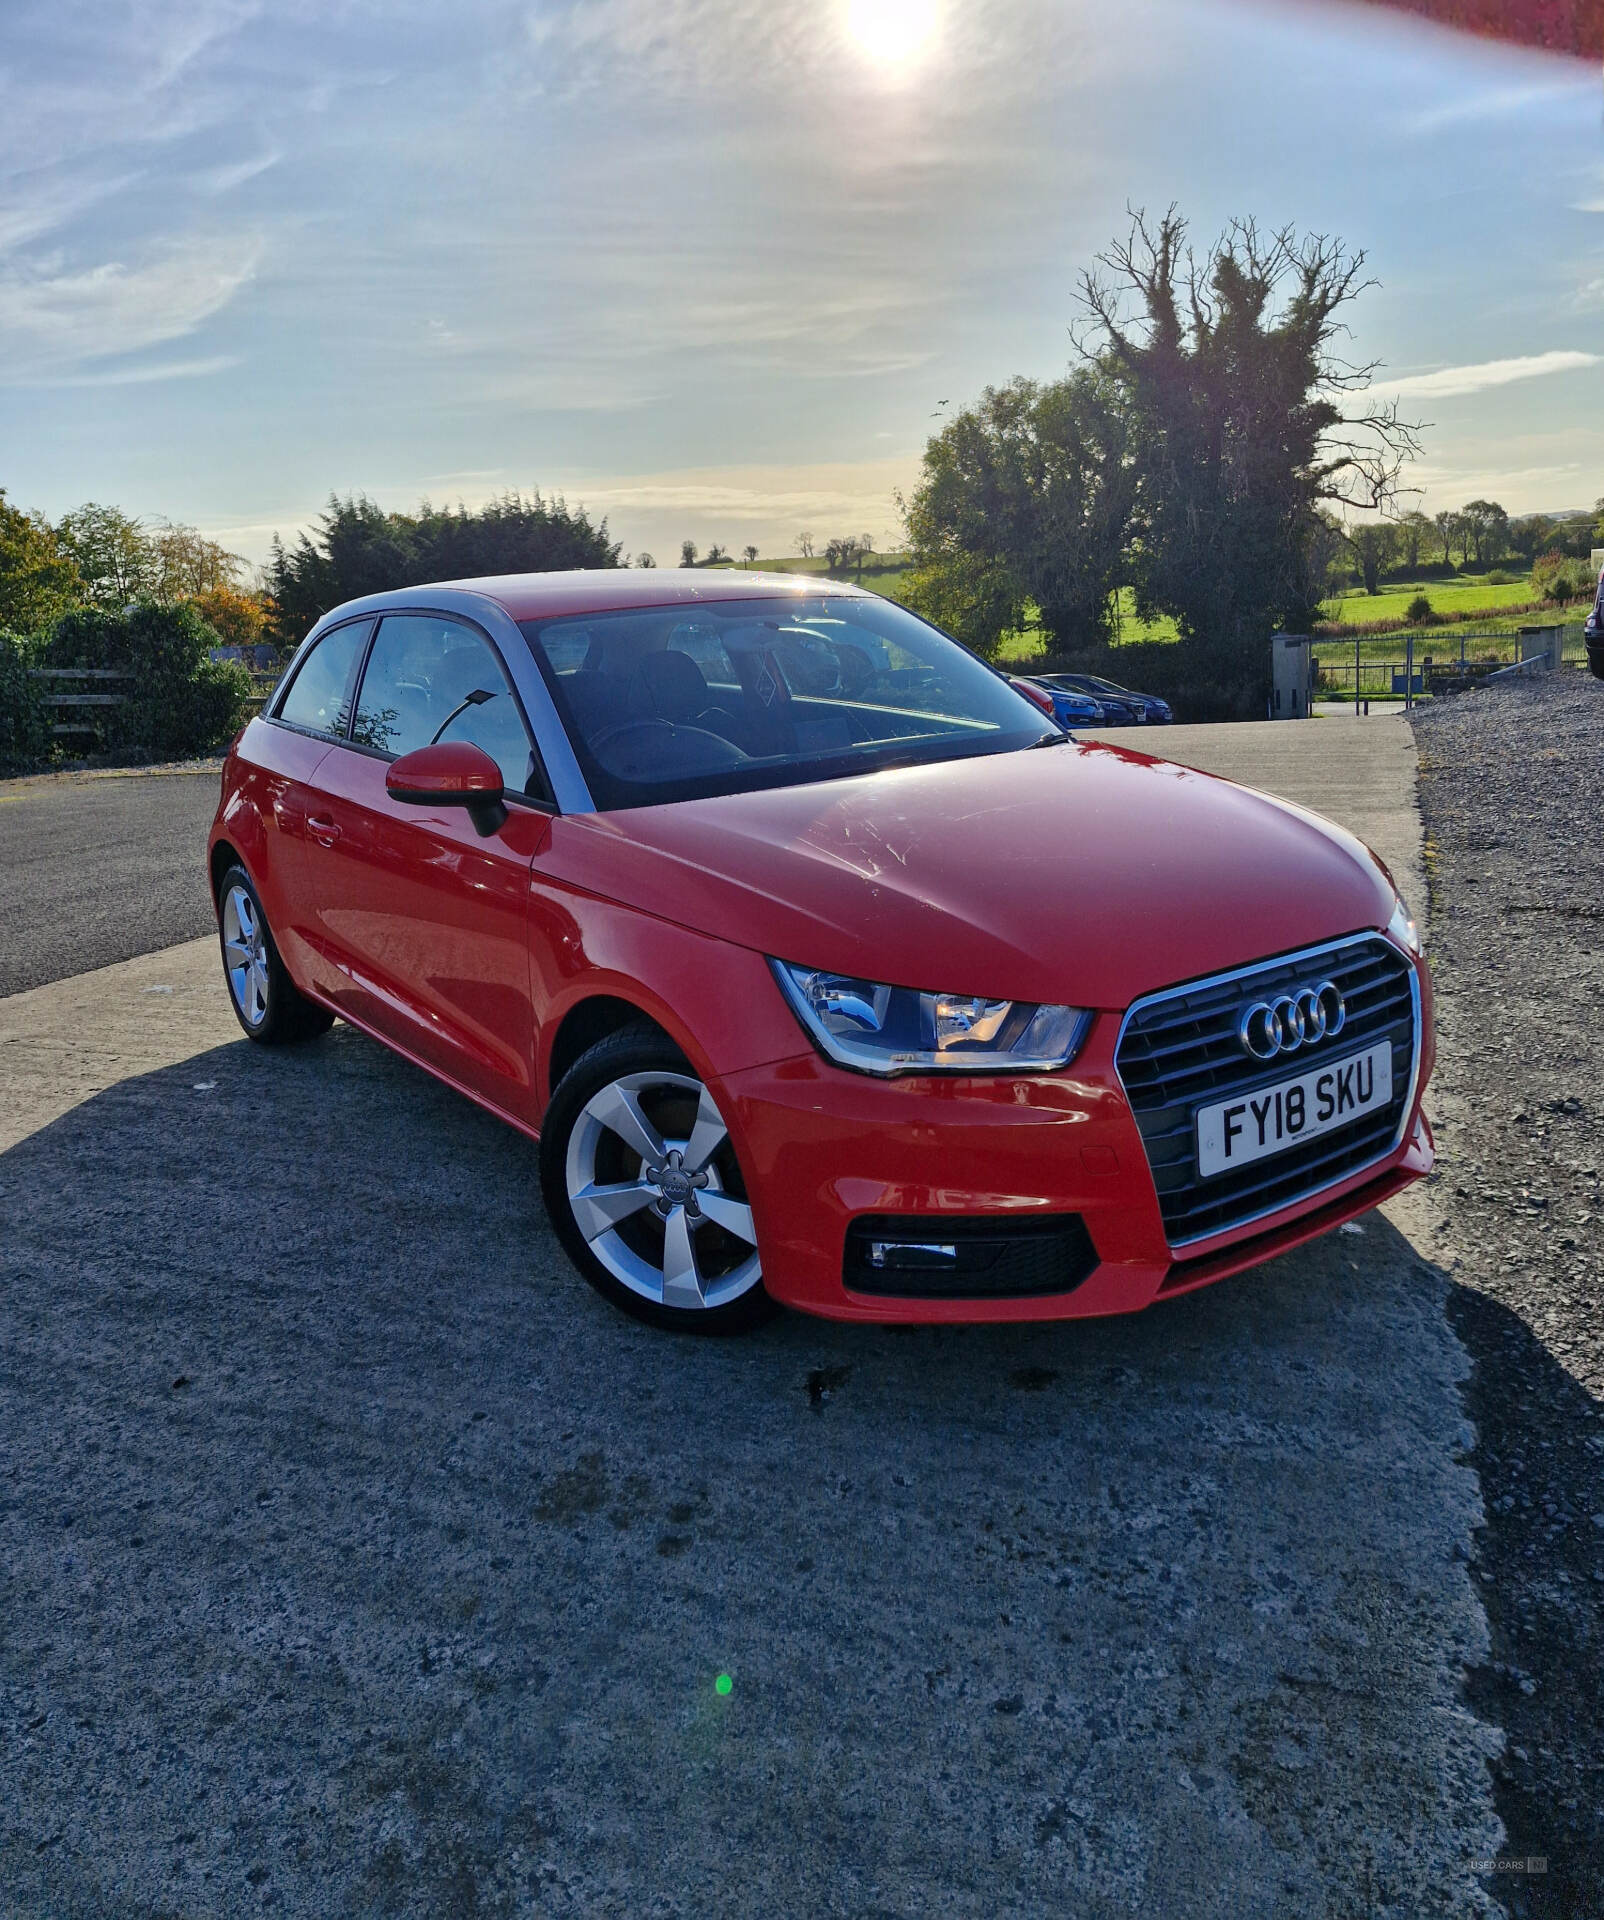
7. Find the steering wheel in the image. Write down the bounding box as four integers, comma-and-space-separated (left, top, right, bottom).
588, 719, 749, 771
589, 718, 676, 753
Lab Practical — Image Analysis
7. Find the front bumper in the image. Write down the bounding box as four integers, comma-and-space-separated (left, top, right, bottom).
715, 980, 1434, 1324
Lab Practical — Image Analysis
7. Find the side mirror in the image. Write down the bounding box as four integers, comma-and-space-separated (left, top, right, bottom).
386, 742, 508, 837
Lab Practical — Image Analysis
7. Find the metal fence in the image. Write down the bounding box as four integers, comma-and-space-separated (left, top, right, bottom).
1314, 623, 1588, 704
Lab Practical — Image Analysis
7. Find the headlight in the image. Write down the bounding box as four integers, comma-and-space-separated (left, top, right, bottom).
770, 961, 1090, 1076
1387, 894, 1421, 955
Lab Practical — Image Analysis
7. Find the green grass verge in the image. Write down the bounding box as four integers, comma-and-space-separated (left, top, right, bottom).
1317, 570, 1558, 626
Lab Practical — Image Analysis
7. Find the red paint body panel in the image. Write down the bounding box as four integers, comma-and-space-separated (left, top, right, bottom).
295, 744, 550, 1120
208, 572, 1434, 1327
540, 743, 1395, 1009
211, 718, 333, 982
710, 1024, 1432, 1323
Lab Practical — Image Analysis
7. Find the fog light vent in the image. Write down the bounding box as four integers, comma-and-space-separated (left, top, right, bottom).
844, 1213, 1098, 1299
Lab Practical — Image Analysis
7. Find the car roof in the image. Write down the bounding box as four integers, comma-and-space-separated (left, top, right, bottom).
339, 568, 877, 625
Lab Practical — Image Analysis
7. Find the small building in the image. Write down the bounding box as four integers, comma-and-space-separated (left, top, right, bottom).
1270, 633, 1313, 719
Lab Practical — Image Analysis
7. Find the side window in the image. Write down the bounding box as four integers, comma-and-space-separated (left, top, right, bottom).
352, 615, 541, 798
276, 621, 369, 736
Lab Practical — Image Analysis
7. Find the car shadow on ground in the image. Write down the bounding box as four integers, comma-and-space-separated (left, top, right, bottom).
1446, 1284, 1604, 1920
0, 1022, 1501, 1919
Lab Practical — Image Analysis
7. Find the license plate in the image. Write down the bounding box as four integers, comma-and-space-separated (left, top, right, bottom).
1195, 1042, 1393, 1179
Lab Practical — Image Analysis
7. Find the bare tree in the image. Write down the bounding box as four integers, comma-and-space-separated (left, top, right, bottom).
742, 544, 759, 568
797, 531, 815, 559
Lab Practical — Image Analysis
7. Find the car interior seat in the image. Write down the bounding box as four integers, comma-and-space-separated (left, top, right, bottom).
635, 649, 747, 747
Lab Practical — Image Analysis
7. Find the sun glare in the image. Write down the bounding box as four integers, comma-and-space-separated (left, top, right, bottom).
844, 0, 941, 67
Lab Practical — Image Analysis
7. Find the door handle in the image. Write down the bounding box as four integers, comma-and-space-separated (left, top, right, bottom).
306, 815, 341, 846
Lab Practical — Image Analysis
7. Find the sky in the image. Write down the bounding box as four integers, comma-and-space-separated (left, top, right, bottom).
1, 0, 1601, 572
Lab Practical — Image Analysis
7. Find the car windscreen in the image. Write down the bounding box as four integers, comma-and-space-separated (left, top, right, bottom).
517, 595, 1054, 811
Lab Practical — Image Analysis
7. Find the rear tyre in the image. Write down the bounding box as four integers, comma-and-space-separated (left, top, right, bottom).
540, 1026, 778, 1335
217, 863, 334, 1045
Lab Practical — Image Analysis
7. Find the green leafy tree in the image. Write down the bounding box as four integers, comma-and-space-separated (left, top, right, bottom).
1397, 509, 1434, 572
151, 522, 246, 600
1076, 210, 1421, 656
1340, 519, 1400, 595
1460, 498, 1509, 567
267, 491, 620, 646
896, 551, 1022, 659
57, 502, 158, 608
1508, 513, 1554, 565
0, 490, 83, 632
902, 372, 1136, 652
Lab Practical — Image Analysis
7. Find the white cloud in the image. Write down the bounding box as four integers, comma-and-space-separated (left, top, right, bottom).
0, 239, 260, 382
1383, 351, 1600, 401
0, 170, 146, 257
191, 151, 281, 196
1404, 77, 1596, 135
42, 354, 241, 388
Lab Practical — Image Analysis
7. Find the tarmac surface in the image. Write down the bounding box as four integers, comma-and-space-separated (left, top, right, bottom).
0, 719, 1508, 1917
0, 763, 222, 997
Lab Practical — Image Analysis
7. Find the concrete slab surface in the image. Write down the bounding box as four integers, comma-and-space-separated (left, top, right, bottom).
0, 723, 1503, 1917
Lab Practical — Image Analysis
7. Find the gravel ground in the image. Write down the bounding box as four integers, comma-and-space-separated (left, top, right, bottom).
1413, 671, 1604, 1917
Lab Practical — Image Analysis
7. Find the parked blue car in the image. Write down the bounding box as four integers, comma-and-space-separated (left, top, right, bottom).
1035, 672, 1172, 726
1011, 677, 1106, 729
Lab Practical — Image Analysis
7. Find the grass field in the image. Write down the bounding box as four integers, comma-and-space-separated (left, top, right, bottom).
1316, 569, 1563, 628
746, 552, 914, 599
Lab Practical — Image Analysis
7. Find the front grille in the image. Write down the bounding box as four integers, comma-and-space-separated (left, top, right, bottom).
1115, 934, 1417, 1247
844, 1213, 1098, 1299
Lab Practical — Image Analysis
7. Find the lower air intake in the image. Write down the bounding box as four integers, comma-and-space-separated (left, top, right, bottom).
844, 1213, 1099, 1299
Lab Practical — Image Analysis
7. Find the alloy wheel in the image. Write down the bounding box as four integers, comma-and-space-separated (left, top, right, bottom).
563, 1070, 761, 1312
222, 883, 270, 1029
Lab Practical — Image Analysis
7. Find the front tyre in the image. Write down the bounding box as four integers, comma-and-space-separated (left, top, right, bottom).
217, 864, 334, 1045
540, 1027, 778, 1335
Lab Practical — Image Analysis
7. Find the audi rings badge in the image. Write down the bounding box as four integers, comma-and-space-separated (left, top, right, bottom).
1237, 982, 1346, 1061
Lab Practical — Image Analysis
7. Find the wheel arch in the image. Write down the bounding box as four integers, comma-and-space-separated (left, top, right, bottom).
209, 837, 245, 906
544, 993, 684, 1101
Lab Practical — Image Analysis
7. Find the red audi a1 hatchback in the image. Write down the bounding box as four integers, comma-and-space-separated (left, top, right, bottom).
208, 571, 1434, 1333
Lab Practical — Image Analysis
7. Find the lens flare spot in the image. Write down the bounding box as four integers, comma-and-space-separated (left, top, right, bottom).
715, 1672, 733, 1696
